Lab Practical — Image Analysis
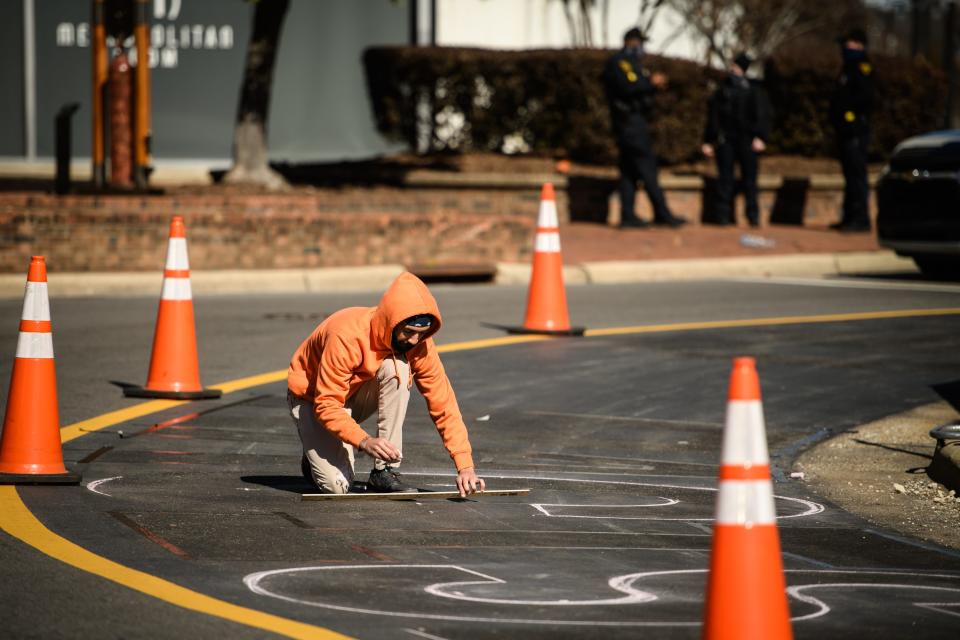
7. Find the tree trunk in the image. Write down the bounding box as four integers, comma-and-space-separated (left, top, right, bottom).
224, 0, 290, 189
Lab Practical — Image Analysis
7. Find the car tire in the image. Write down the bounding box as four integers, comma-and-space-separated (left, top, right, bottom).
913, 256, 960, 281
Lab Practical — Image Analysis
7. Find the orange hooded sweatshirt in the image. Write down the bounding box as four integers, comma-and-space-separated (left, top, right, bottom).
287, 273, 474, 471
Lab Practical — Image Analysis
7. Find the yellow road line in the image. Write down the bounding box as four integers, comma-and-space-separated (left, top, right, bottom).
210, 370, 287, 395
437, 334, 553, 353
0, 487, 350, 640
583, 307, 960, 337
60, 399, 184, 444
7, 305, 959, 638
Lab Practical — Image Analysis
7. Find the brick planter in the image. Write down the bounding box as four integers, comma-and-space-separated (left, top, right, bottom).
0, 170, 863, 273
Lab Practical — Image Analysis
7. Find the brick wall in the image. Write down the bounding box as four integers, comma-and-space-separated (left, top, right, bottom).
0, 173, 857, 273
0, 186, 553, 272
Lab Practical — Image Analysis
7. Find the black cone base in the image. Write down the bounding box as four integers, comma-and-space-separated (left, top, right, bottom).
0, 469, 82, 485
482, 322, 586, 337
123, 386, 222, 400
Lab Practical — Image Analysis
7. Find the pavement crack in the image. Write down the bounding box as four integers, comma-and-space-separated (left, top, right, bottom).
107, 511, 191, 559
273, 511, 313, 529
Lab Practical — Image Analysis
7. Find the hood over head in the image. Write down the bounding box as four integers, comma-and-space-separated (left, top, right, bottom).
370, 272, 442, 353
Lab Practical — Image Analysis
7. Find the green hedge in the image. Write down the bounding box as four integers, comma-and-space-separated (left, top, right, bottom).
363, 46, 946, 165
764, 49, 947, 159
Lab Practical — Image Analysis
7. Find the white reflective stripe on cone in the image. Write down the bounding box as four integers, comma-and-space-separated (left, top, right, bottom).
715, 479, 777, 525
721, 401, 770, 466
537, 200, 559, 228
15, 331, 54, 359
534, 232, 562, 253
164, 238, 190, 270
161, 277, 193, 301
21, 281, 51, 322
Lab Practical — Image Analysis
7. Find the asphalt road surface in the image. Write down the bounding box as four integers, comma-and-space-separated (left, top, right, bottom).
2, 274, 960, 639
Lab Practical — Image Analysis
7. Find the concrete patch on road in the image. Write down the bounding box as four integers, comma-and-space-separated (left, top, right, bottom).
577, 251, 915, 284
796, 401, 960, 551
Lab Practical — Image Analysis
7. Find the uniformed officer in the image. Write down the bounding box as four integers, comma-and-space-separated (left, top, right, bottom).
702, 53, 771, 227
603, 27, 686, 229
830, 28, 874, 232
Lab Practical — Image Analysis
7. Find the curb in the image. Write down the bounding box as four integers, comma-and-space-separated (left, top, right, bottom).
0, 251, 916, 299
929, 422, 960, 494
495, 251, 914, 286
930, 441, 960, 494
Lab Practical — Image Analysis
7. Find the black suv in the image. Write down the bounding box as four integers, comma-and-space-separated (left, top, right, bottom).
876, 130, 960, 279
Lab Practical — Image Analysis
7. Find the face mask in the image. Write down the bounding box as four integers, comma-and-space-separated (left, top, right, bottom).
392, 326, 429, 354
626, 44, 644, 59
842, 47, 865, 63
392, 336, 413, 353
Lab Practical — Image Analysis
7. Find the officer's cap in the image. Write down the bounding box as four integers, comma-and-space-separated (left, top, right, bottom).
623, 27, 647, 43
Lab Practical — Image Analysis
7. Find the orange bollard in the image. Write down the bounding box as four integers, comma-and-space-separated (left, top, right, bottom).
702, 357, 793, 640
0, 257, 80, 484
123, 217, 222, 400
495, 183, 585, 336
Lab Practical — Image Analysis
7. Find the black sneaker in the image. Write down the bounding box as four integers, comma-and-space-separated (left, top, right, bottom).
837, 221, 872, 233
653, 215, 687, 228
619, 217, 650, 229
368, 467, 416, 493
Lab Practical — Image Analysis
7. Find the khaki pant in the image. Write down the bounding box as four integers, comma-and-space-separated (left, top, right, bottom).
287, 356, 410, 494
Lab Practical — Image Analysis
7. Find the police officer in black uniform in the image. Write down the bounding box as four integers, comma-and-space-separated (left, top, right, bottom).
603, 27, 686, 229
830, 28, 874, 232
702, 53, 771, 227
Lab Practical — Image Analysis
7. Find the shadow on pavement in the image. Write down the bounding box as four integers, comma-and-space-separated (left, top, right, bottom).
933, 379, 960, 413
833, 271, 935, 282
241, 475, 313, 494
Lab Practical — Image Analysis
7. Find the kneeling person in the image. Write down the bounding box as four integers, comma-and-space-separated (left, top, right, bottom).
287, 272, 485, 496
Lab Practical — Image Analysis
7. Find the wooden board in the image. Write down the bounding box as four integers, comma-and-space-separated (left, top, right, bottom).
300, 488, 531, 501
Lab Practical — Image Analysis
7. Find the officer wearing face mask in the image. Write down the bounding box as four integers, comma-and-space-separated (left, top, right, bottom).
829, 28, 874, 233
702, 53, 772, 227
603, 27, 686, 229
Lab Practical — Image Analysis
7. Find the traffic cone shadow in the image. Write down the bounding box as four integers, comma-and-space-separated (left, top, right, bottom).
486, 183, 585, 336
702, 357, 793, 639
0, 256, 81, 484
123, 216, 221, 400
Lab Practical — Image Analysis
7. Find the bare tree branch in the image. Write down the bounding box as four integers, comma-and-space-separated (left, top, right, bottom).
666, 0, 861, 65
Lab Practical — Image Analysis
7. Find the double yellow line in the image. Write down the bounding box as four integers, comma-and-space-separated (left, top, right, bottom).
3, 306, 959, 638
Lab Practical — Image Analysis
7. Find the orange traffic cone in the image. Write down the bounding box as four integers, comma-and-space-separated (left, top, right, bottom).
497, 183, 584, 336
702, 357, 792, 639
0, 257, 80, 484
123, 216, 221, 400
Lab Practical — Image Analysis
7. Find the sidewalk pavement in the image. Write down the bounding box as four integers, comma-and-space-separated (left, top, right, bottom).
0, 222, 914, 299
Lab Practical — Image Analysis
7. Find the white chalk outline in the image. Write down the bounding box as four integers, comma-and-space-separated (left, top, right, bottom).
85, 476, 122, 497
243, 565, 960, 628
532, 497, 679, 520
244, 564, 670, 626
403, 471, 825, 521
787, 579, 960, 622
404, 629, 451, 640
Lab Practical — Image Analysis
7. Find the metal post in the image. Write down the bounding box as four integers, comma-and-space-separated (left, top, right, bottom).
23, 0, 36, 161
912, 0, 921, 56
92, 0, 108, 187
133, 0, 151, 189
55, 103, 81, 195
944, 2, 957, 128
409, 0, 419, 45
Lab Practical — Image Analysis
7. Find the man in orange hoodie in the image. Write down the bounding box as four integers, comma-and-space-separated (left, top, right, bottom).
287, 272, 485, 496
